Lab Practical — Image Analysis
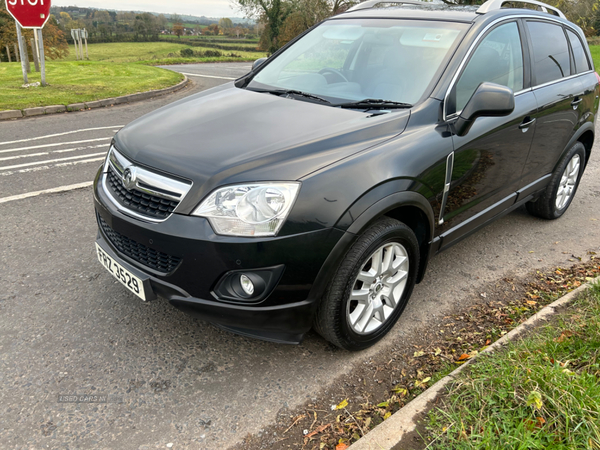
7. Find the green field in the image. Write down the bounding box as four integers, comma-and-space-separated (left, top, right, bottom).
1, 41, 267, 111
589, 44, 600, 69
0, 61, 183, 110
159, 35, 260, 50
63, 41, 266, 64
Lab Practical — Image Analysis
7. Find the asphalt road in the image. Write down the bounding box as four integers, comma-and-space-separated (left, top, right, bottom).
1, 62, 599, 449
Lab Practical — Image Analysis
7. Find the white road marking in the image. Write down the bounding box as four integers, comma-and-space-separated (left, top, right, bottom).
0, 152, 49, 162
0, 157, 104, 177
0, 182, 93, 204
0, 152, 106, 171
0, 126, 123, 146
179, 72, 237, 80
0, 144, 107, 162
55, 144, 107, 153
0, 138, 111, 155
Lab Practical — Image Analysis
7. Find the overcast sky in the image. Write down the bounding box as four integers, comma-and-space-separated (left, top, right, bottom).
51, 0, 243, 19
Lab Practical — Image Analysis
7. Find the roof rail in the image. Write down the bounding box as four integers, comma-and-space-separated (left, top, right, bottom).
477, 0, 566, 19
347, 0, 428, 12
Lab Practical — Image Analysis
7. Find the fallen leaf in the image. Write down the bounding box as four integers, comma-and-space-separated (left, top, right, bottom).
305, 423, 331, 439
335, 444, 349, 450
414, 377, 431, 388
377, 401, 389, 408
536, 417, 546, 427
392, 386, 408, 396
383, 412, 392, 420
526, 300, 537, 306
485, 339, 491, 345
335, 399, 348, 410
554, 330, 574, 343
413, 350, 425, 357
457, 353, 471, 361
434, 348, 442, 356
526, 391, 543, 410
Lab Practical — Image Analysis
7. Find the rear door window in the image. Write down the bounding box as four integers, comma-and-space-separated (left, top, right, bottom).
527, 21, 571, 85
566, 29, 591, 74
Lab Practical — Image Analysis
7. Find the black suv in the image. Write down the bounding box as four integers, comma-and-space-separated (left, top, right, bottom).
94, 0, 599, 350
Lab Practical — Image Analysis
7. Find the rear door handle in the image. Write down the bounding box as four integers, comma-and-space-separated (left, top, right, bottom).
519, 117, 536, 130
571, 97, 583, 109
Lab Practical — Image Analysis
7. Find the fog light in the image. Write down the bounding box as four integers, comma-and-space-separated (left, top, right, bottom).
240, 274, 255, 296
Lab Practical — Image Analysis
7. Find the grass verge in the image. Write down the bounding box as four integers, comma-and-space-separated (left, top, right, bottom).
425, 281, 600, 449
1, 41, 267, 111
0, 61, 183, 110
237, 255, 600, 450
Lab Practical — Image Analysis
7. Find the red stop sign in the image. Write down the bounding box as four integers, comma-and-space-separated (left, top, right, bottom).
5, 0, 51, 29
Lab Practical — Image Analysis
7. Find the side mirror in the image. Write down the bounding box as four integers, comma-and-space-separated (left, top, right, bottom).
252, 57, 268, 71
454, 82, 515, 137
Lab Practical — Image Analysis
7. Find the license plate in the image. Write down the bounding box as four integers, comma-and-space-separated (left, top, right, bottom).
95, 243, 147, 301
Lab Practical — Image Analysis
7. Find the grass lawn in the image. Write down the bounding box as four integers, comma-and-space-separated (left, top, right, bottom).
159, 35, 261, 49
1, 41, 267, 111
62, 41, 266, 64
0, 61, 183, 110
589, 44, 600, 70
425, 282, 600, 449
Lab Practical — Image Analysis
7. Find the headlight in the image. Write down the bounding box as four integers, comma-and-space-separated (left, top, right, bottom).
192, 183, 301, 237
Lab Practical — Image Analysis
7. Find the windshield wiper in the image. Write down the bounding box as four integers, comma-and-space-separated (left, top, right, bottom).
336, 99, 413, 110
250, 88, 331, 104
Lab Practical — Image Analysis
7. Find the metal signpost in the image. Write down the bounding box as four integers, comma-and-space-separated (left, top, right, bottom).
71, 29, 88, 60
71, 28, 80, 60
5, 0, 51, 85
82, 28, 88, 59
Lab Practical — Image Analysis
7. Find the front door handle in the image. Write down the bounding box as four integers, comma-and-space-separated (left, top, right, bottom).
519, 117, 536, 130
571, 97, 583, 109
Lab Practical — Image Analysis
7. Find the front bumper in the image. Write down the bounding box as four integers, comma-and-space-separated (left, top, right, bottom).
93, 169, 345, 343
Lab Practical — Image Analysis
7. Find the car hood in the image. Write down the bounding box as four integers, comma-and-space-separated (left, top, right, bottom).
114, 84, 410, 212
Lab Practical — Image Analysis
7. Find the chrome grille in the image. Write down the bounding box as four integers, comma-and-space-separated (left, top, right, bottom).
102, 147, 192, 222
106, 166, 179, 219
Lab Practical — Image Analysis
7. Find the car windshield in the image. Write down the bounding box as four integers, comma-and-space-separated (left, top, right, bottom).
247, 18, 467, 107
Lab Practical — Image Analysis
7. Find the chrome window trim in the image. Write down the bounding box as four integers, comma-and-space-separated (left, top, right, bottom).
443, 14, 583, 121
102, 146, 193, 223
530, 70, 594, 90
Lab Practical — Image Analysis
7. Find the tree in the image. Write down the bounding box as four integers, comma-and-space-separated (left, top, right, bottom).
233, 0, 293, 53
280, 0, 331, 46
219, 17, 234, 30
93, 10, 111, 24
157, 14, 168, 31
173, 23, 184, 37
203, 24, 220, 35
170, 13, 183, 25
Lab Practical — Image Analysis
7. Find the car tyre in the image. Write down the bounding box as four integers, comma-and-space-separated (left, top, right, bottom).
526, 142, 586, 220
313, 218, 419, 351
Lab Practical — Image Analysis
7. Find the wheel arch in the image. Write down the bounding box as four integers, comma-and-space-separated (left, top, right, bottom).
308, 191, 435, 309
577, 128, 594, 168
558, 123, 594, 172
346, 192, 434, 284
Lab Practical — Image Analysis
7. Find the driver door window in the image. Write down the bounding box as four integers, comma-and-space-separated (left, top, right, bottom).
450, 21, 524, 115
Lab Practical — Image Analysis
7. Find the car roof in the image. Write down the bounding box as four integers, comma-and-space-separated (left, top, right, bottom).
337, 7, 478, 24
334, 0, 571, 26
